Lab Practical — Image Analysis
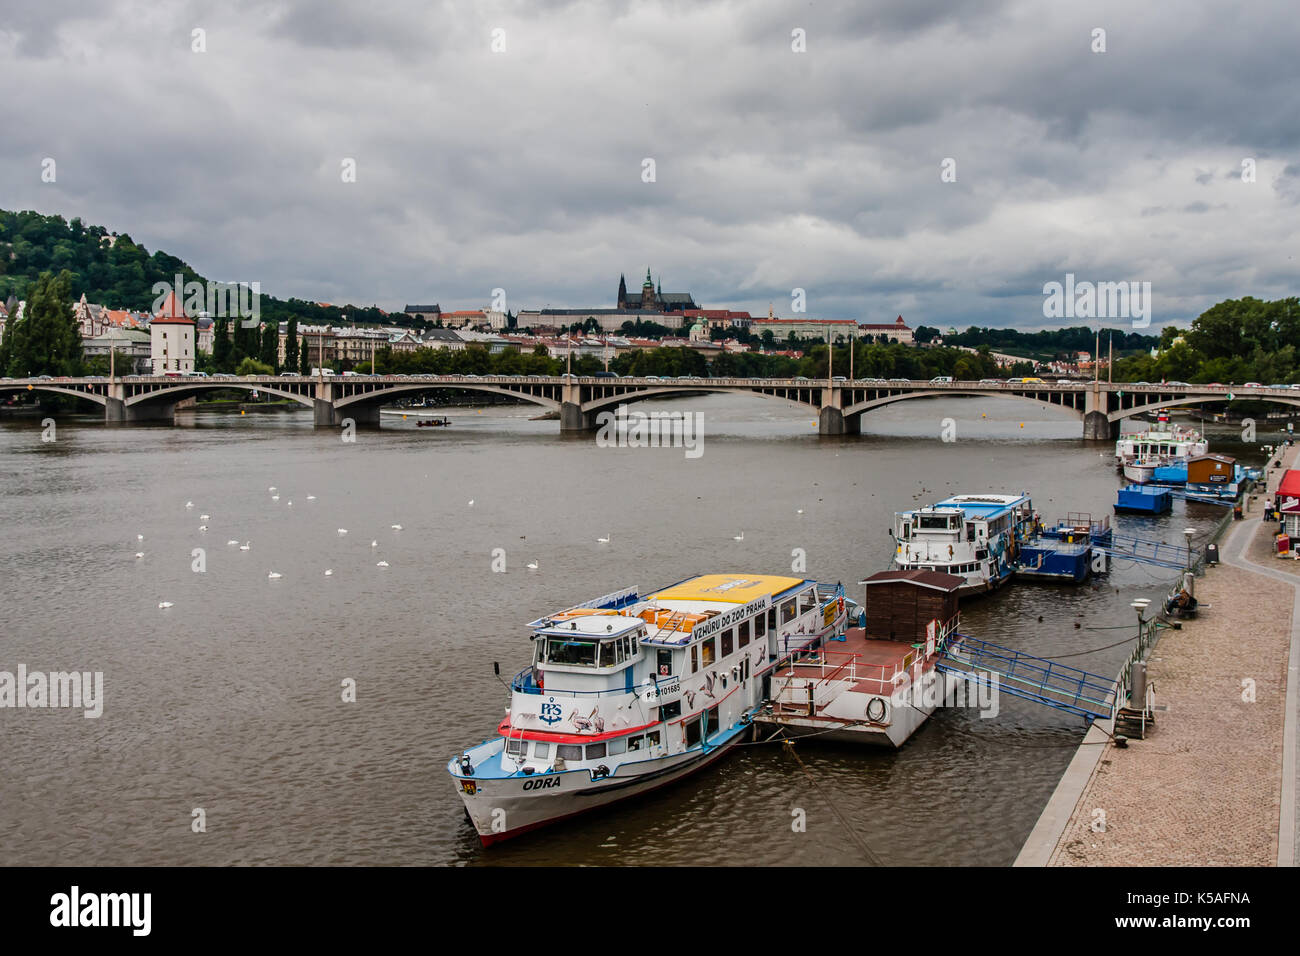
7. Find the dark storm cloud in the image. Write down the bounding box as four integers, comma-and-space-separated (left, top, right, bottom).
2, 0, 1298, 330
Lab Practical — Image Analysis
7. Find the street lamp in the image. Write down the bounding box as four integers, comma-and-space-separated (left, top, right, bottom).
1183, 528, 1195, 570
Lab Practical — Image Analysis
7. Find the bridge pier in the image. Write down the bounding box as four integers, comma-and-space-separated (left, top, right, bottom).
104, 398, 175, 424
1083, 411, 1118, 441
818, 406, 860, 436
315, 401, 381, 429
560, 402, 595, 432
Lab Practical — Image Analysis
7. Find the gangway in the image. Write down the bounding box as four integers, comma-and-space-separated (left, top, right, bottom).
938, 636, 1116, 720
1095, 531, 1196, 571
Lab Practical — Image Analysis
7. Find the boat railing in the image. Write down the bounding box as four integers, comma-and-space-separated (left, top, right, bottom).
510, 667, 637, 699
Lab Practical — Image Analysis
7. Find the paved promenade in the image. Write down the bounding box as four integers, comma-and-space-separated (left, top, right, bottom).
1019, 441, 1300, 866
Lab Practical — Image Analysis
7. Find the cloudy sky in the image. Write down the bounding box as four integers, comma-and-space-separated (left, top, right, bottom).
3, 0, 1298, 330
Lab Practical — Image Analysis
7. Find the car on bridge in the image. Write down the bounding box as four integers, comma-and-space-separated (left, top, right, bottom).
1243, 382, 1263, 388
979, 378, 1003, 384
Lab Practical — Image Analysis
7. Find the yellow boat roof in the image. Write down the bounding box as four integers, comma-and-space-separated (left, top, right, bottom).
649, 574, 807, 605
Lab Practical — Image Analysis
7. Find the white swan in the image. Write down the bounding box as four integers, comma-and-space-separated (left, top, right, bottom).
185, 501, 193, 509
391, 524, 402, 531
198, 525, 208, 532
597, 533, 610, 543
376, 560, 389, 568
733, 531, 744, 541
337, 529, 348, 535
158, 601, 173, 609
199, 514, 209, 521
306, 495, 316, 500
526, 561, 539, 570
239, 542, 251, 551
134, 552, 144, 559
324, 569, 333, 576
371, 540, 378, 548
467, 499, 475, 507
268, 571, 282, 579
227, 539, 239, 546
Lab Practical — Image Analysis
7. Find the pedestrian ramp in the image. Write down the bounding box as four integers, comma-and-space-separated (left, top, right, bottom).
937, 636, 1116, 720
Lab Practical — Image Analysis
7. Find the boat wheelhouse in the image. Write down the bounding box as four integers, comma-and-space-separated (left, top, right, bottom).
449, 573, 848, 845
1114, 419, 1208, 468
892, 493, 1035, 596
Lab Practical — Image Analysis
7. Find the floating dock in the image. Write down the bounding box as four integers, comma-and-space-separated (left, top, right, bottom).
1116, 484, 1173, 514
1014, 540, 1092, 583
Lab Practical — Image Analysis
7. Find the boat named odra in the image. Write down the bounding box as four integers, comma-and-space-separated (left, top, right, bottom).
448, 573, 848, 845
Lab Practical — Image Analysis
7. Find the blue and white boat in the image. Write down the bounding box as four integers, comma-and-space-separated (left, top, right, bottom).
893, 493, 1037, 596
448, 573, 848, 845
1115, 484, 1173, 514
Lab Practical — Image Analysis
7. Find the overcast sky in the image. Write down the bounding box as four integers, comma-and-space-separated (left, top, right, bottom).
3, 0, 1298, 330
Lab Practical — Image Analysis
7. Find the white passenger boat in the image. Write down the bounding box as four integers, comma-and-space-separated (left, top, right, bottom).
1114, 415, 1208, 468
892, 493, 1036, 596
1121, 457, 1161, 484
448, 573, 849, 845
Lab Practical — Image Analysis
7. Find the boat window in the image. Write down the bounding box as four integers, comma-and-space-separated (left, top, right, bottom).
646, 730, 661, 749
738, 620, 750, 647
506, 739, 527, 756
684, 718, 703, 747
799, 592, 815, 615
557, 744, 583, 761
781, 599, 797, 623
706, 706, 719, 734
701, 637, 716, 667
768, 608, 777, 630
755, 615, 766, 638
690, 645, 699, 673
661, 701, 681, 721
607, 736, 627, 755
533, 742, 550, 759
627, 734, 643, 751
966, 524, 975, 542
897, 521, 911, 540
586, 742, 606, 759
657, 649, 673, 677
544, 638, 598, 667
721, 629, 734, 656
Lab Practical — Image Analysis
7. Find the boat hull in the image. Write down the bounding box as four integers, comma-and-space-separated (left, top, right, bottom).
452, 725, 749, 845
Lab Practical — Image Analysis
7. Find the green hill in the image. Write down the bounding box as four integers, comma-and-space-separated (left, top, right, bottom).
0, 209, 403, 328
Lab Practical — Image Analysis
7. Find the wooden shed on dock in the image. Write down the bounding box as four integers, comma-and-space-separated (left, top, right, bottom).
858, 570, 964, 643
1187, 453, 1236, 485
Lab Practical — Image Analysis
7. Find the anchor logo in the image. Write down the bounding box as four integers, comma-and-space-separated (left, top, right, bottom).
539, 697, 562, 726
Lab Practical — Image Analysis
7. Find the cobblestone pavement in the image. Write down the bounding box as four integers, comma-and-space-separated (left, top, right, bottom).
1048, 442, 1298, 866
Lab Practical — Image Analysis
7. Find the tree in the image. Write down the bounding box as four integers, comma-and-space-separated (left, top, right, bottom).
213, 316, 232, 371
284, 316, 299, 372
236, 357, 273, 376
259, 322, 278, 371
0, 270, 81, 376
299, 335, 310, 374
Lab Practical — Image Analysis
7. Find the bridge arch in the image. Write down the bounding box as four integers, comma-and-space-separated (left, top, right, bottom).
579, 384, 821, 417
0, 383, 108, 406
122, 382, 316, 409
1110, 394, 1300, 421
331, 382, 561, 412
842, 388, 1086, 420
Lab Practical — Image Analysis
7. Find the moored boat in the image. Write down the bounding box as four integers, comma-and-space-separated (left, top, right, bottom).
448, 573, 848, 845
757, 570, 969, 747
892, 493, 1036, 596
1114, 414, 1208, 468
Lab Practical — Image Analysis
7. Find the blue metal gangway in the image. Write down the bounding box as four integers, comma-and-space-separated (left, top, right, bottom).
1094, 531, 1195, 571
937, 636, 1116, 720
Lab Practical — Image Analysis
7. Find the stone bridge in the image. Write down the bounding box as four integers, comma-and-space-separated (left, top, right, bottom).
3, 374, 1297, 438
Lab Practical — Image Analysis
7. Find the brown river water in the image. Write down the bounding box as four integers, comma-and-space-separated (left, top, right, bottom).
0, 393, 1274, 865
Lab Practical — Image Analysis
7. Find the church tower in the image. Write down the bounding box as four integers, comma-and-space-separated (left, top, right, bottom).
641, 268, 656, 311
617, 274, 628, 309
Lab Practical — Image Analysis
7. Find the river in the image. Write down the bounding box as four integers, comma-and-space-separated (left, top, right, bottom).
0, 393, 1275, 865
